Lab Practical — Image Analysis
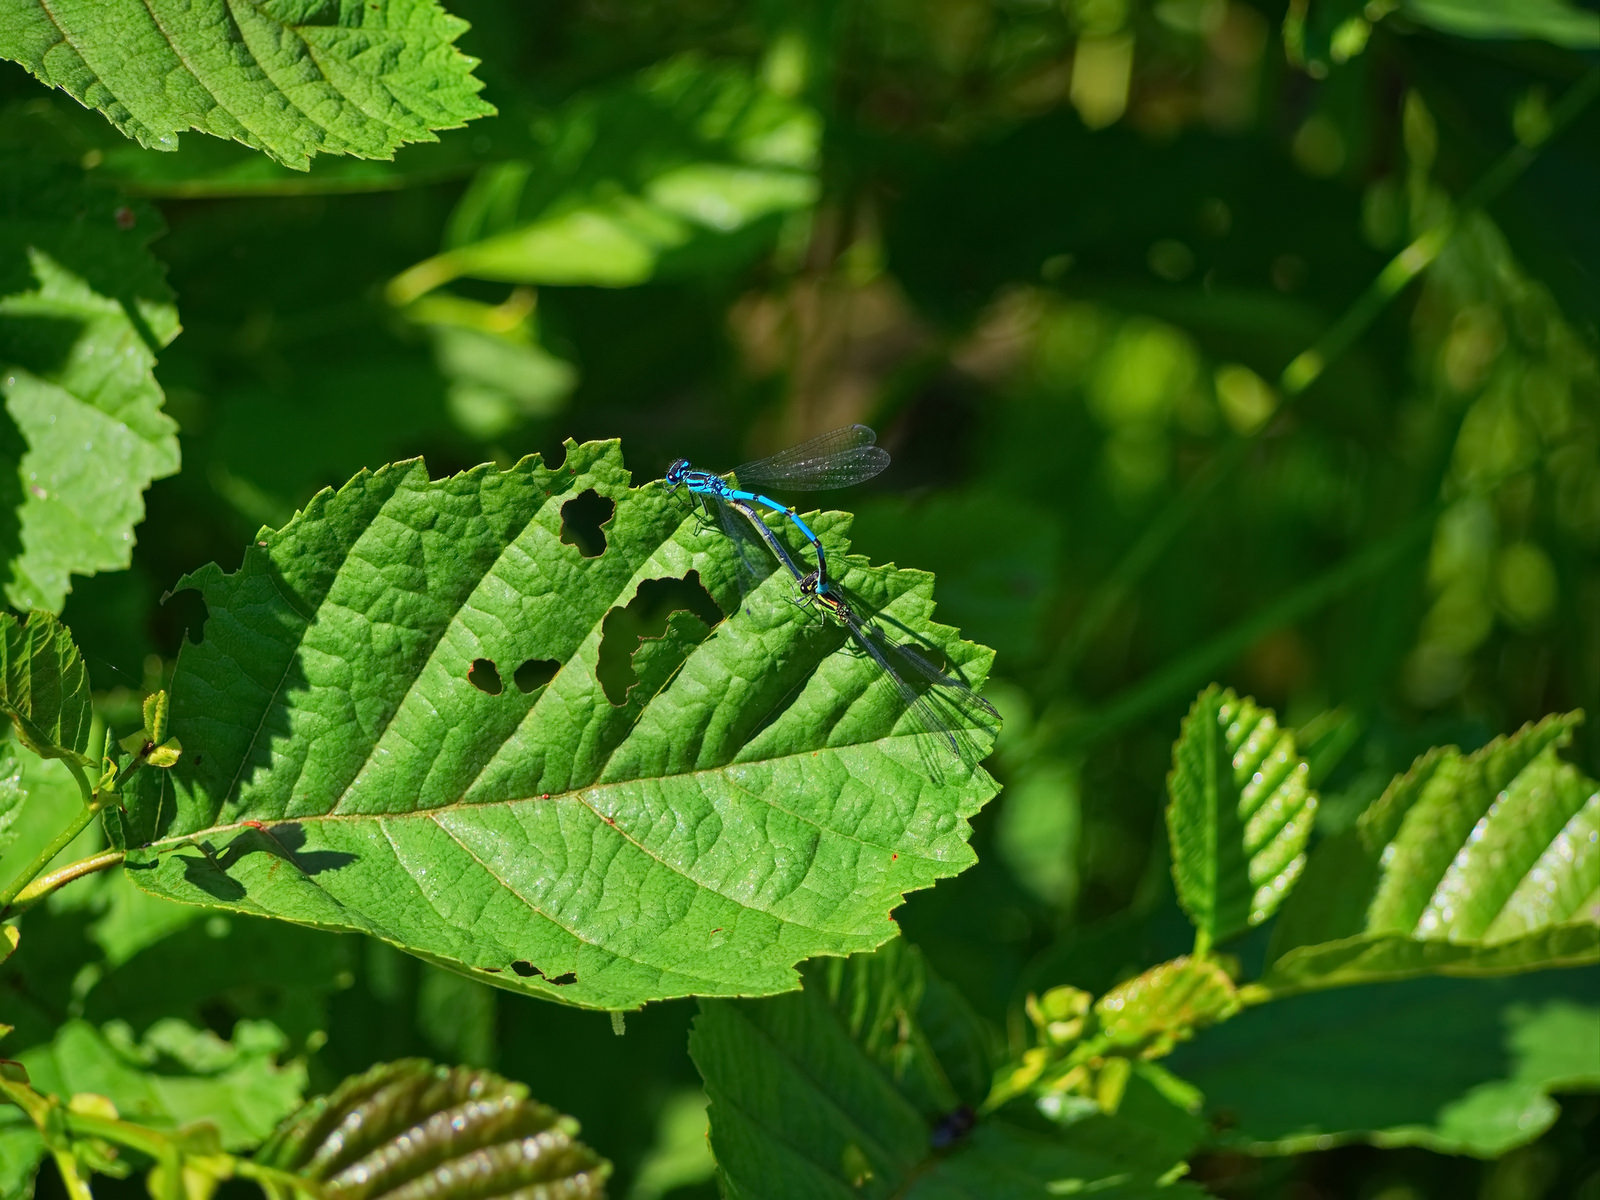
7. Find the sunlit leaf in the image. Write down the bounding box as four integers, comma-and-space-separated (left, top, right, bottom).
0, 160, 180, 612
257, 1059, 608, 1199
1169, 966, 1600, 1156
1263, 713, 1599, 992
117, 443, 999, 1010
0, 1121, 44, 1200
1095, 957, 1241, 1060
390, 55, 819, 301
0, 612, 92, 766
0, 1, 494, 169
1166, 686, 1317, 949
17, 1018, 304, 1149
692, 940, 1204, 1199
1402, 0, 1600, 47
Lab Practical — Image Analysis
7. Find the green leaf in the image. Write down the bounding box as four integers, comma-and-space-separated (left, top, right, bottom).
1401, 0, 1600, 47
1, 160, 180, 612
256, 1059, 608, 1198
1095, 957, 1242, 1060
18, 1018, 304, 1149
389, 54, 819, 301
0, 612, 92, 766
0, 1, 494, 169
1165, 686, 1317, 950
692, 941, 1204, 1199
117, 443, 999, 1010
0, 1121, 44, 1200
1263, 713, 1599, 992
1168, 967, 1600, 1156
0, 741, 24, 860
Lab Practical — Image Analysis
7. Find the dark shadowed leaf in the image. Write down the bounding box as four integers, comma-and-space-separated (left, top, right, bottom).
692, 940, 1206, 1199
256, 1059, 608, 1199
1168, 966, 1600, 1156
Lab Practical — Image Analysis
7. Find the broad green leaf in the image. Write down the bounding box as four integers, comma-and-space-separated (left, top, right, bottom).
0, 1122, 43, 1200
1402, 0, 1600, 47
18, 1018, 304, 1149
389, 55, 819, 301
1168, 967, 1600, 1156
1165, 686, 1316, 950
0, 612, 92, 766
1, 161, 180, 612
0, 1, 494, 170
117, 443, 999, 1010
1264, 713, 1599, 992
257, 1059, 608, 1198
692, 941, 1204, 1199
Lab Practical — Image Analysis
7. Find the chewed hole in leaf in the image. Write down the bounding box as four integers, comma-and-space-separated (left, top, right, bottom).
560, 489, 614, 558
511, 960, 543, 977
468, 658, 503, 695
513, 658, 560, 694
596, 574, 720, 705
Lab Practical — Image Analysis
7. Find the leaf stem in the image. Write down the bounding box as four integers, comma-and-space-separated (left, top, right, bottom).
0, 777, 104, 913
3, 851, 125, 917
1051, 506, 1438, 750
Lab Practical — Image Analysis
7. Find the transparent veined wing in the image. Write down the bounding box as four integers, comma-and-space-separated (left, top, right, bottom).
732, 424, 890, 491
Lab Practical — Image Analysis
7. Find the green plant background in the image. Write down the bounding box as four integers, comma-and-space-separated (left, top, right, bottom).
2, 0, 1598, 1197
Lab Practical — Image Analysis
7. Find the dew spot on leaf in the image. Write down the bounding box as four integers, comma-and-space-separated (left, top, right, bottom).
468, 657, 503, 695
560, 489, 614, 558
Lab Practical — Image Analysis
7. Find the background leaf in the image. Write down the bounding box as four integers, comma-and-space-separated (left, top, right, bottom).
1168, 967, 1600, 1156
1165, 686, 1317, 949
691, 939, 1205, 1199
257, 1059, 608, 1199
0, 612, 92, 764
0, 0, 494, 169
0, 160, 179, 612
117, 443, 998, 1010
390, 54, 819, 300
15, 1018, 304, 1149
1401, 0, 1600, 47
1264, 713, 1599, 991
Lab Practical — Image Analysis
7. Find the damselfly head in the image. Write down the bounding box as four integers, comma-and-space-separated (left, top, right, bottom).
664, 458, 690, 486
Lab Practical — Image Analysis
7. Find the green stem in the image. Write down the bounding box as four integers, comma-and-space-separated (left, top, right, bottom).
1045, 66, 1600, 687
1051, 506, 1438, 750
0, 774, 102, 912
4, 851, 125, 917
58, 1109, 323, 1200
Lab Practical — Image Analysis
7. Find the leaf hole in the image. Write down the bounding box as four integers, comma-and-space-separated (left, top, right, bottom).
597, 573, 720, 706
511, 961, 543, 978
468, 658, 503, 695
560, 489, 614, 558
514, 658, 559, 694
549, 971, 577, 986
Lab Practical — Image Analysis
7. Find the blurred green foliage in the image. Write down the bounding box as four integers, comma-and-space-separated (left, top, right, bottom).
2, 0, 1598, 1197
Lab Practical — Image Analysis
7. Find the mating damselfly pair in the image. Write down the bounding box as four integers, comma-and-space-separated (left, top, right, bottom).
664, 426, 997, 759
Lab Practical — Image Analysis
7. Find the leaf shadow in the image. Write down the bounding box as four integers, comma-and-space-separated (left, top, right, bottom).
159, 822, 357, 903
